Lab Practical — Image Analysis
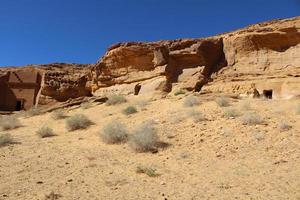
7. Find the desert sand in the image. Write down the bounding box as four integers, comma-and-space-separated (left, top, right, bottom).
0, 93, 299, 200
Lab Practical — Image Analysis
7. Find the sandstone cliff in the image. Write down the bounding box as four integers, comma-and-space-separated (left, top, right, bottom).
91, 16, 300, 99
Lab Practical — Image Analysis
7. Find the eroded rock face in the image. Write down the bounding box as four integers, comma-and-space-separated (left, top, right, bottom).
1, 16, 299, 105
91, 37, 227, 96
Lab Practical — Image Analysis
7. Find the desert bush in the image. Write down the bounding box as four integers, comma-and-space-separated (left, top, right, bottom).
136, 165, 159, 177
81, 102, 93, 109
188, 110, 205, 122
37, 126, 55, 138
129, 122, 159, 152
26, 107, 42, 117
216, 96, 230, 107
122, 106, 138, 115
0, 133, 13, 147
106, 94, 127, 106
278, 121, 292, 131
241, 113, 262, 125
174, 90, 186, 96
100, 120, 128, 144
66, 114, 92, 131
0, 116, 21, 130
183, 96, 200, 107
51, 110, 67, 120
224, 108, 239, 118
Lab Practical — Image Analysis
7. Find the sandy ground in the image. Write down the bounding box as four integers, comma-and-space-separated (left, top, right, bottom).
0, 94, 299, 200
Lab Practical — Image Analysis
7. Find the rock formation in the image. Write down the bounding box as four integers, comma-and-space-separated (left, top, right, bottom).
90, 16, 300, 99
0, 16, 299, 110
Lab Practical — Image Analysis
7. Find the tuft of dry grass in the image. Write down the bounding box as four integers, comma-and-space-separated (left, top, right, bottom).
66, 114, 92, 131
51, 110, 67, 120
37, 127, 55, 138
216, 96, 230, 107
136, 165, 159, 177
188, 110, 205, 122
224, 108, 239, 118
106, 94, 127, 106
100, 120, 128, 144
129, 122, 159, 152
241, 113, 262, 125
183, 96, 200, 107
122, 106, 138, 115
0, 133, 14, 147
0, 115, 21, 130
278, 121, 292, 131
26, 107, 42, 117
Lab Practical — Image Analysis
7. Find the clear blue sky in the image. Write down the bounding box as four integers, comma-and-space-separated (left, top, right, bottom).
0, 0, 299, 67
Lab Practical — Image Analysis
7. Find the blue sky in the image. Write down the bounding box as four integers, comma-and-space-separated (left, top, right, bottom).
0, 0, 299, 67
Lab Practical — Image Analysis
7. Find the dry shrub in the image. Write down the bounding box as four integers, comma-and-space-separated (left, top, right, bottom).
241, 113, 262, 125
122, 106, 138, 115
188, 110, 205, 122
129, 122, 159, 152
224, 108, 239, 118
66, 114, 92, 131
136, 165, 159, 177
106, 94, 127, 106
0, 133, 13, 147
101, 120, 128, 144
278, 121, 292, 131
26, 107, 42, 117
0, 115, 21, 130
216, 96, 230, 107
51, 110, 67, 120
37, 127, 55, 138
183, 96, 200, 107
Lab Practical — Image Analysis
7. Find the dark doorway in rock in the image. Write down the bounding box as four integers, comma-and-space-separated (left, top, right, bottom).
134, 84, 141, 95
15, 99, 24, 111
263, 90, 273, 99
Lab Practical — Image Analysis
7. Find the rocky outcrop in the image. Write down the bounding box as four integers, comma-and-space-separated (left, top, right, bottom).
38, 63, 92, 104
1, 16, 299, 105
91, 37, 227, 96
91, 16, 300, 99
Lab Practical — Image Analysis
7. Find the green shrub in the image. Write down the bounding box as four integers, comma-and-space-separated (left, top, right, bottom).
51, 110, 67, 120
0, 133, 13, 147
224, 108, 239, 118
106, 94, 127, 106
101, 120, 128, 144
0, 116, 21, 130
183, 96, 200, 107
241, 113, 262, 125
37, 126, 55, 138
66, 114, 92, 131
216, 96, 230, 107
129, 122, 159, 152
188, 110, 205, 122
122, 106, 138, 115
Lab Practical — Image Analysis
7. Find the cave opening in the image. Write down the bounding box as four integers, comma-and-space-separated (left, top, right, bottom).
263, 90, 273, 99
